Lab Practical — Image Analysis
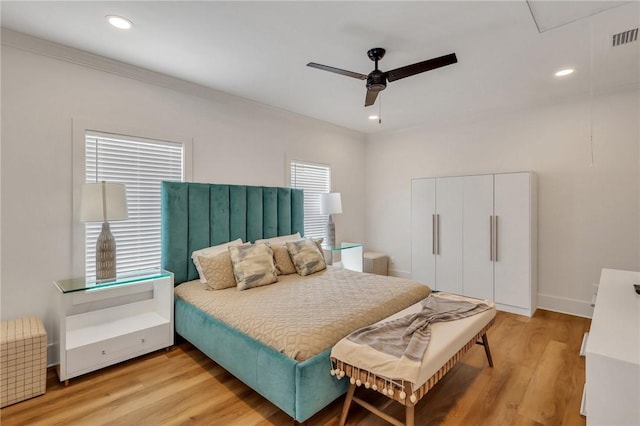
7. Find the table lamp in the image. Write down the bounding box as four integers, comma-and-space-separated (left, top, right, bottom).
320, 192, 342, 248
80, 181, 128, 280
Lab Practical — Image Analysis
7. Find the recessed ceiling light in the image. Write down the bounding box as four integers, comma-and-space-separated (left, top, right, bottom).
555, 68, 574, 77
106, 15, 133, 30
368, 115, 379, 120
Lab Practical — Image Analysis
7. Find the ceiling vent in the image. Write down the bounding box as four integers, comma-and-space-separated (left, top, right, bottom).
612, 28, 638, 47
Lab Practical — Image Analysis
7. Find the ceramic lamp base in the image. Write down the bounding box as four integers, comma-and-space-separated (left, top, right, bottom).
326, 218, 336, 248
96, 222, 116, 280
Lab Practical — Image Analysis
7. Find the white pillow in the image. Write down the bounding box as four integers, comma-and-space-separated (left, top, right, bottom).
254, 232, 301, 245
192, 238, 243, 283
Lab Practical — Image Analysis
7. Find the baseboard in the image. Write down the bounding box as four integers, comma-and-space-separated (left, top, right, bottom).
495, 303, 534, 317
386, 277, 594, 319
389, 269, 411, 279
47, 343, 59, 368
538, 293, 594, 318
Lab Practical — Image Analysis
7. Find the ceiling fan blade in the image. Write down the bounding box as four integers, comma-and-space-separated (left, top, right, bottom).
386, 53, 457, 82
365, 89, 379, 107
307, 62, 367, 80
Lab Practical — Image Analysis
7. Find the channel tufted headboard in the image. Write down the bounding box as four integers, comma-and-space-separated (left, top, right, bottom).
161, 181, 304, 285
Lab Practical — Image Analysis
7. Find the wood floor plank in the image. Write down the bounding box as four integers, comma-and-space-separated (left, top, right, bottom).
461, 364, 534, 426
518, 340, 574, 425
0, 310, 590, 426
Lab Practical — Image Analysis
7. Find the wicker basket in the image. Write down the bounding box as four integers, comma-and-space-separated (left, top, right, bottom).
363, 252, 388, 276
1, 317, 47, 407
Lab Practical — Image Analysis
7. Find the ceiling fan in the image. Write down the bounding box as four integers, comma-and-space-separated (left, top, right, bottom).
307, 48, 458, 107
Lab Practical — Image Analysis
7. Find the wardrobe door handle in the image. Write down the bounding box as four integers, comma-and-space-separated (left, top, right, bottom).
432, 214, 436, 255
494, 215, 499, 262
436, 214, 441, 255
490, 215, 493, 261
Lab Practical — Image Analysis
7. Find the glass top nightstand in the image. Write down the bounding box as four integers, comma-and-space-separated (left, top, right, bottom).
322, 242, 363, 252
54, 269, 172, 293
322, 242, 363, 272
53, 269, 174, 384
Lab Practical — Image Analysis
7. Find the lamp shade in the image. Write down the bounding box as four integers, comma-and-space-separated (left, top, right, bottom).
320, 192, 342, 215
80, 182, 128, 222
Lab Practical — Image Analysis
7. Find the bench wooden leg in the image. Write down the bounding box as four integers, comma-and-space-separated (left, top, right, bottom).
339, 383, 356, 426
406, 404, 415, 426
481, 333, 493, 367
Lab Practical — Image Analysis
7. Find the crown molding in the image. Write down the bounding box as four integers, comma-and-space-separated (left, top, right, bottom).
0, 27, 256, 105
0, 27, 361, 137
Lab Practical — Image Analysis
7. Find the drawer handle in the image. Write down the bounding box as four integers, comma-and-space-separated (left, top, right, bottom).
141, 338, 145, 344
101, 350, 106, 355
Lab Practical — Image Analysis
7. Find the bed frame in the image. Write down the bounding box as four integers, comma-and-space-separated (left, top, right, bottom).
161, 181, 348, 423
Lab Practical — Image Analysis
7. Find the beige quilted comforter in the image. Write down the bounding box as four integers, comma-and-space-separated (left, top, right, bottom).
174, 266, 432, 361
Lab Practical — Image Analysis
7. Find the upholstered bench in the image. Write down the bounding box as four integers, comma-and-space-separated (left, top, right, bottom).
0, 317, 47, 408
331, 294, 496, 426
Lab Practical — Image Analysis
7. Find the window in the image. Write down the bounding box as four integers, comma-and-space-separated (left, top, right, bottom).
290, 160, 330, 239
85, 131, 184, 278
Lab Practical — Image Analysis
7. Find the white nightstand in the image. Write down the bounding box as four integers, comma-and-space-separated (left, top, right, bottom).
54, 269, 174, 384
323, 242, 363, 272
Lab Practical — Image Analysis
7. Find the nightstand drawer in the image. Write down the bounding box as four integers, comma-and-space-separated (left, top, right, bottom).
66, 324, 170, 375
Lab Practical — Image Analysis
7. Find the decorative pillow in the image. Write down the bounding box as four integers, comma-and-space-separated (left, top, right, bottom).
270, 245, 297, 275
286, 239, 327, 276
191, 238, 244, 284
254, 232, 301, 245
228, 244, 278, 291
197, 252, 236, 290
312, 237, 325, 261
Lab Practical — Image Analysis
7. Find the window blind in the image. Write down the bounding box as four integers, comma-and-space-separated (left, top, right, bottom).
290, 160, 330, 239
85, 131, 184, 278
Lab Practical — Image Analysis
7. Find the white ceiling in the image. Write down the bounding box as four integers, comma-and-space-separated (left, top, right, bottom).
1, 1, 639, 134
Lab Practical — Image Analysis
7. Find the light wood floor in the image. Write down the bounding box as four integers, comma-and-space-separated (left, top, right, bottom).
1, 309, 590, 426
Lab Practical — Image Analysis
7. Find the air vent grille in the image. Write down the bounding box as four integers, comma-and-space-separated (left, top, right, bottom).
612, 28, 638, 46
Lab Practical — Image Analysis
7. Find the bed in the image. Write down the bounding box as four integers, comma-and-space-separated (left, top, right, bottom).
161, 181, 431, 422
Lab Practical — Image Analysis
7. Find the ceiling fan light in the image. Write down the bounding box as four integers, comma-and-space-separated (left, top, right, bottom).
106, 15, 133, 30
555, 68, 574, 77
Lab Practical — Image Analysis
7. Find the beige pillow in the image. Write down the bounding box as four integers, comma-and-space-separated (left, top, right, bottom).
197, 252, 236, 290
229, 244, 278, 291
270, 245, 297, 275
286, 239, 327, 276
312, 237, 325, 261
191, 238, 244, 284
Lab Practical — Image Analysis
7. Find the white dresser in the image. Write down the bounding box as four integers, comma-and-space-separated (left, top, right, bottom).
585, 268, 640, 425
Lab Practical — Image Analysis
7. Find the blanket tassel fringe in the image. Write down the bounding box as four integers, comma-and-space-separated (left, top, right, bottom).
329, 320, 494, 407
330, 360, 416, 404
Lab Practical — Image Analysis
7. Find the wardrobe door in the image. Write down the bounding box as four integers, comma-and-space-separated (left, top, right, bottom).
462, 174, 495, 300
411, 178, 436, 286
434, 176, 464, 294
494, 172, 532, 310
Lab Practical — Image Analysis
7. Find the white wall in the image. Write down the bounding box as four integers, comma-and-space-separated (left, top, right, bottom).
0, 42, 366, 362
365, 88, 639, 317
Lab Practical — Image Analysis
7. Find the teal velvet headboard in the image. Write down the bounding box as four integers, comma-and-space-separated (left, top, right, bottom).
161, 182, 304, 284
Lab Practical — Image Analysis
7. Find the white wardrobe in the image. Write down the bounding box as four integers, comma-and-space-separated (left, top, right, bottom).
411, 171, 537, 316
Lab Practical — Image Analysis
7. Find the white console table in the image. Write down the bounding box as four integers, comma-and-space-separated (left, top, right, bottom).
585, 268, 640, 425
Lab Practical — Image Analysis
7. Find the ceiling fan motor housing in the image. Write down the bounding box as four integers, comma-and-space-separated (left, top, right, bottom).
367, 70, 387, 92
